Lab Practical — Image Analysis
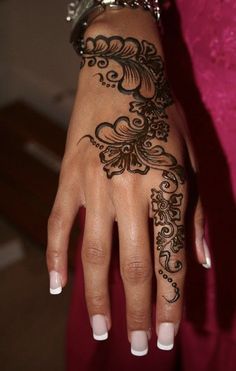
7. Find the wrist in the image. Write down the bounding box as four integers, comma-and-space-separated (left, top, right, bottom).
83, 8, 166, 64
84, 7, 162, 47
68, 0, 161, 55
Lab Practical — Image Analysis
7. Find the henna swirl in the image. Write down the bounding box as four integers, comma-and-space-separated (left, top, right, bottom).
151, 188, 185, 302
78, 35, 186, 303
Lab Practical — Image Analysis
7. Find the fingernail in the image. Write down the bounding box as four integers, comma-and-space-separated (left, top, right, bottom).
91, 314, 108, 341
202, 237, 211, 269
131, 331, 148, 356
157, 323, 174, 351
49, 271, 62, 295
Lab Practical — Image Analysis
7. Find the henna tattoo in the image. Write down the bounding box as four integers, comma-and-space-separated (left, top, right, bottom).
80, 36, 173, 103
78, 35, 186, 303
79, 35, 186, 183
151, 188, 185, 303
158, 269, 180, 303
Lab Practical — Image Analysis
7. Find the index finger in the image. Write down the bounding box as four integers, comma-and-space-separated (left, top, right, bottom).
47, 163, 83, 292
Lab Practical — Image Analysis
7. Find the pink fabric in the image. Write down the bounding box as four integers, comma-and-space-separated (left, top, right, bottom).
177, 0, 236, 194
66, 1, 236, 370
164, 1, 236, 369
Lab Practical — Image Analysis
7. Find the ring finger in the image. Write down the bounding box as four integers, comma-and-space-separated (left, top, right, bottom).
150, 181, 187, 351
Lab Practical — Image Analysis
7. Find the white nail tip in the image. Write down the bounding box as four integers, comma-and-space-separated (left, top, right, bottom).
50, 287, 62, 295
202, 238, 211, 269
130, 330, 148, 356
131, 348, 148, 356
49, 271, 62, 294
157, 322, 175, 351
202, 257, 211, 269
91, 314, 108, 340
93, 332, 108, 341
157, 341, 174, 351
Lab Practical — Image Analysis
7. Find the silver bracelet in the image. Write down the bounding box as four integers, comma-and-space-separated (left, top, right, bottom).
66, 0, 161, 55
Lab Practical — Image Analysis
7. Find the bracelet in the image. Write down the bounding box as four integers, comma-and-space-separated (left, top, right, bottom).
66, 0, 161, 55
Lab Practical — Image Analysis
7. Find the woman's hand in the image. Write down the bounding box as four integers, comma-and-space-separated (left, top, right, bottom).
46, 8, 211, 355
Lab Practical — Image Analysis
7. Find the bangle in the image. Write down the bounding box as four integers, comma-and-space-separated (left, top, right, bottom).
66, 0, 161, 55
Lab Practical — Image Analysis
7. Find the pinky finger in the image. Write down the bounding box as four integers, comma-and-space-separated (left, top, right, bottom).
184, 126, 211, 269
194, 195, 211, 269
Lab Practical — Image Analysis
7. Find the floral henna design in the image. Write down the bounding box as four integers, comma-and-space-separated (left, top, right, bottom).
80, 36, 173, 103
78, 35, 187, 302
83, 116, 183, 178
79, 35, 185, 183
151, 188, 185, 303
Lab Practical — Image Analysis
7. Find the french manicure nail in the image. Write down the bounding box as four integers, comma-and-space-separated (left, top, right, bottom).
49, 271, 62, 295
131, 331, 148, 356
157, 323, 174, 351
91, 314, 108, 341
202, 237, 211, 269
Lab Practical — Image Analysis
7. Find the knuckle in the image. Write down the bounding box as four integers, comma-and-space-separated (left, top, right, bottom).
86, 154, 101, 173
195, 213, 205, 224
82, 241, 107, 265
86, 292, 106, 311
127, 309, 147, 327
48, 207, 65, 232
121, 258, 152, 284
46, 247, 62, 263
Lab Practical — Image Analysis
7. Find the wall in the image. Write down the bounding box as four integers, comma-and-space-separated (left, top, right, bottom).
0, 0, 81, 126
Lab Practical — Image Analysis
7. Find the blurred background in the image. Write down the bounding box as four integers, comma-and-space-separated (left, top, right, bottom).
0, 1, 80, 370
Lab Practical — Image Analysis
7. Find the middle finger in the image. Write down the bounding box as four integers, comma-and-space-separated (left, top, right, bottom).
115, 186, 153, 356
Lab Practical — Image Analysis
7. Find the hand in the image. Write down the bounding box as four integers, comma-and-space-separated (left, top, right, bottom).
46, 8, 211, 355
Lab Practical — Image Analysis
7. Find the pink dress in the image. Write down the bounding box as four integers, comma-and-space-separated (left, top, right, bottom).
66, 1, 236, 370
